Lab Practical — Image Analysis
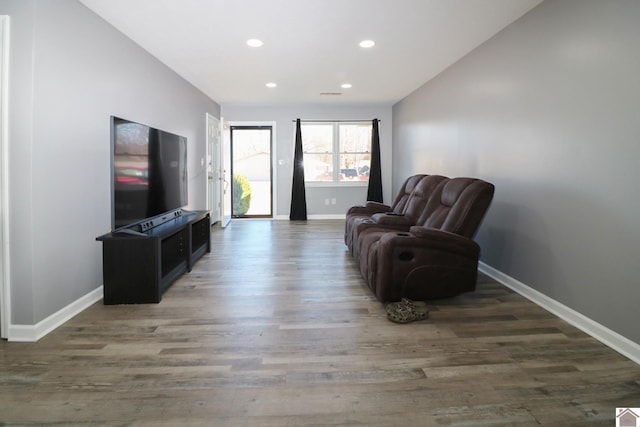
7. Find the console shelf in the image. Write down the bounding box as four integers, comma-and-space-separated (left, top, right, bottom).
96, 210, 211, 304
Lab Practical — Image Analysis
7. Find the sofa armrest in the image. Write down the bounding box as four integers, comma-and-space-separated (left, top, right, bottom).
347, 201, 392, 215
378, 227, 480, 258
371, 212, 415, 227
366, 201, 392, 211
354, 220, 413, 241
411, 226, 478, 246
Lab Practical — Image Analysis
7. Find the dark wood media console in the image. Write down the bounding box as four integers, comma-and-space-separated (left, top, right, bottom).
96, 210, 211, 304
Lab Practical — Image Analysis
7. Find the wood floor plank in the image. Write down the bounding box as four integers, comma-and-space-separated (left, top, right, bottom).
1, 219, 639, 425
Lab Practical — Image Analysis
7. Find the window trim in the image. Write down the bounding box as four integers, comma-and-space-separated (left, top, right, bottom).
300, 120, 372, 187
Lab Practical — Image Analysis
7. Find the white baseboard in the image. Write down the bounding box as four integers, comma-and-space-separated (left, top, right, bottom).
7, 286, 103, 342
479, 262, 640, 365
308, 214, 346, 220
274, 214, 346, 220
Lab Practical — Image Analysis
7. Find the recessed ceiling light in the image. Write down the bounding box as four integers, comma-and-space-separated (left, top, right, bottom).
246, 39, 264, 47
359, 40, 375, 48
341, 83, 352, 89
266, 82, 277, 88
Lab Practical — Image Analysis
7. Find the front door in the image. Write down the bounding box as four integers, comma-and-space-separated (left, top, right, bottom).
230, 126, 273, 218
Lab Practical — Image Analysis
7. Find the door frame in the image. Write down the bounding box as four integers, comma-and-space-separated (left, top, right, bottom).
205, 113, 221, 223
0, 15, 10, 339
228, 121, 276, 218
220, 119, 231, 228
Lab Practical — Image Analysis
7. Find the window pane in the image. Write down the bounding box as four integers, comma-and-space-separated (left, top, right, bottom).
302, 124, 333, 153
340, 124, 371, 182
304, 153, 333, 181
339, 124, 371, 153
340, 154, 370, 182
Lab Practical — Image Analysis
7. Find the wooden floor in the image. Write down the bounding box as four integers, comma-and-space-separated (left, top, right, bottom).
1, 220, 639, 426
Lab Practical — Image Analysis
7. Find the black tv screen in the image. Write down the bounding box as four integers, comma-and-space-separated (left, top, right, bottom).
111, 116, 188, 231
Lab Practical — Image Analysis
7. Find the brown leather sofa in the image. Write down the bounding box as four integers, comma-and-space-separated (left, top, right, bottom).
348, 176, 494, 302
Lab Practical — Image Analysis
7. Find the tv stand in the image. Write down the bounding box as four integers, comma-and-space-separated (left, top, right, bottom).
96, 210, 211, 304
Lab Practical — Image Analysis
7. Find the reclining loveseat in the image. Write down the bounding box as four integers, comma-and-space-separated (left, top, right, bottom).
347, 175, 494, 302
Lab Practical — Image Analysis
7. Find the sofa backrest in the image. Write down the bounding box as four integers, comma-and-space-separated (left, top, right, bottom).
390, 174, 427, 214
417, 177, 495, 238
398, 175, 449, 219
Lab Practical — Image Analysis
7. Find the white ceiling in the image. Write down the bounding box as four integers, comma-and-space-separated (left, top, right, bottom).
79, 0, 542, 106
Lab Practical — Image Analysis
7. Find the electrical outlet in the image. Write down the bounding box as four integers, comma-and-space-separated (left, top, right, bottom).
325, 198, 330, 205
331, 198, 336, 205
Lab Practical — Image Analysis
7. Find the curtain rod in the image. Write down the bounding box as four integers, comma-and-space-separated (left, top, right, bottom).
292, 119, 380, 123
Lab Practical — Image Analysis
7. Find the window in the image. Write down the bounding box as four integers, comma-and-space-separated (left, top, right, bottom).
301, 121, 372, 184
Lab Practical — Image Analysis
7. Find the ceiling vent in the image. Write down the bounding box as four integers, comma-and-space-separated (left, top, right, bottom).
320, 92, 342, 96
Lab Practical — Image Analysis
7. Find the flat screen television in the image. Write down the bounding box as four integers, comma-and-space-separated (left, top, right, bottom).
111, 116, 188, 231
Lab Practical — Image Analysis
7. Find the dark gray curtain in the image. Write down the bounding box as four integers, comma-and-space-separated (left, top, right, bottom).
290, 119, 307, 220
366, 118, 383, 203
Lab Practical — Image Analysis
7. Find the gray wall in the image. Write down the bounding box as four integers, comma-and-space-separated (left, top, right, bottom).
392, 0, 640, 344
221, 104, 393, 217
2, 0, 220, 325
